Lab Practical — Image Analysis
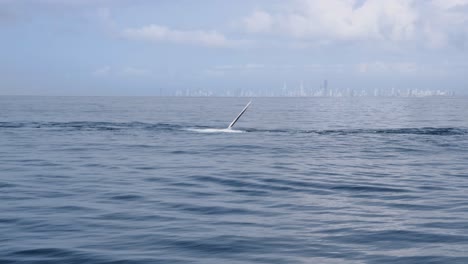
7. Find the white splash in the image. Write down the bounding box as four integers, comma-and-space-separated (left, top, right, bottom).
186, 128, 245, 133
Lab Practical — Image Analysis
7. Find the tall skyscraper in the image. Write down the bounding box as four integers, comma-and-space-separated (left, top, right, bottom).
323, 79, 329, 97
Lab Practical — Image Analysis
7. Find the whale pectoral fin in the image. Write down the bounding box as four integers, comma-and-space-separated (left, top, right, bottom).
228, 100, 251, 129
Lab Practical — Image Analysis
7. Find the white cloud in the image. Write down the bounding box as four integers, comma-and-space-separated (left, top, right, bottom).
93, 66, 151, 77
243, 0, 418, 41
431, 0, 468, 10
122, 67, 150, 76
215, 64, 265, 71
243, 11, 273, 33
207, 63, 348, 76
204, 64, 259, 77
95, 7, 116, 32
419, 0, 468, 48
356, 61, 419, 74
18, 0, 113, 6
240, 0, 468, 49
93, 66, 110, 76
122, 24, 235, 47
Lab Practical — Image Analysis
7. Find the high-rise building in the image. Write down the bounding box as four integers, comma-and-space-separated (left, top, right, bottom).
323, 79, 329, 96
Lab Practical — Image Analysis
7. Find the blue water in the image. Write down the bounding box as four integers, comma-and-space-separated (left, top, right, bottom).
1, 96, 468, 264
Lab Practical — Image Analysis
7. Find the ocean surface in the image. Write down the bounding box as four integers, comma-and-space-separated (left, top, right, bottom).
1, 96, 468, 264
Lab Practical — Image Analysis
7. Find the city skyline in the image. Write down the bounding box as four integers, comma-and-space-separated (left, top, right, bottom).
171, 79, 455, 97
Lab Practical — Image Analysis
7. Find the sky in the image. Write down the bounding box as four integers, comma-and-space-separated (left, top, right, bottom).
1, 0, 468, 96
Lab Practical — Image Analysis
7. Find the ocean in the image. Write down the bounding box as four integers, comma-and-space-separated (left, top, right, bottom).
1, 96, 468, 263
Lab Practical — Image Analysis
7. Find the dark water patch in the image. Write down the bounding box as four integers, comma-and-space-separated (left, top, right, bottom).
167, 202, 258, 216
183, 190, 219, 198
15, 159, 45, 163
0, 258, 185, 264
134, 166, 159, 170
2, 121, 467, 137
384, 202, 443, 211
418, 221, 468, 230
0, 182, 16, 188
418, 185, 451, 191
229, 188, 270, 196
245, 128, 291, 133
168, 150, 200, 155
331, 229, 468, 245
331, 184, 409, 193
318, 127, 468, 136
89, 212, 177, 224
83, 163, 111, 168
12, 248, 81, 258
169, 181, 203, 188
192, 175, 256, 188
95, 212, 141, 222
162, 234, 362, 263
318, 227, 357, 235
21, 161, 63, 168
270, 164, 299, 171
247, 127, 468, 136
121, 144, 157, 149
166, 235, 295, 255
192, 175, 319, 194
6, 248, 114, 264
110, 194, 144, 201
0, 121, 184, 132
261, 178, 386, 196
368, 255, 468, 264
0, 218, 17, 224
360, 194, 420, 201
258, 177, 355, 195
52, 205, 97, 212
212, 144, 266, 152
143, 176, 167, 182
375, 127, 468, 135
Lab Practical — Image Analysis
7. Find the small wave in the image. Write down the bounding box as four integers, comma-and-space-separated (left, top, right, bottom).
0, 121, 183, 132
110, 194, 144, 201
1, 121, 466, 135
331, 184, 409, 193
330, 229, 468, 245
11, 247, 83, 258
248, 127, 468, 135
0, 121, 243, 133
0, 182, 16, 188
375, 127, 467, 135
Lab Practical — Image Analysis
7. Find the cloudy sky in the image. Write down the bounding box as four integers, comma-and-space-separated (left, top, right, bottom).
1, 0, 468, 95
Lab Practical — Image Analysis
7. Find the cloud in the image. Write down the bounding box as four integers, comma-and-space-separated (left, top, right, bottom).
240, 0, 468, 49
243, 11, 273, 33
0, 2, 17, 24
206, 63, 348, 76
122, 24, 237, 47
95, 7, 116, 32
93, 66, 151, 77
356, 61, 419, 74
93, 66, 111, 76
242, 0, 418, 41
204, 64, 279, 78
207, 62, 449, 77
13, 0, 116, 6
353, 61, 468, 76
122, 67, 150, 76
215, 64, 265, 71
431, 0, 468, 10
